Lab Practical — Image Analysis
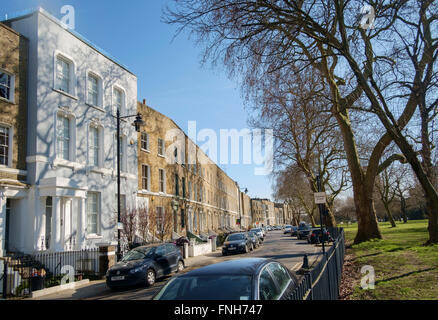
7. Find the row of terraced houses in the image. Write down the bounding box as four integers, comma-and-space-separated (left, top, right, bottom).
0, 8, 292, 257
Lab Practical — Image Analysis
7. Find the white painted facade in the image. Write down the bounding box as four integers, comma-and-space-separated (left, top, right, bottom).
4, 8, 139, 254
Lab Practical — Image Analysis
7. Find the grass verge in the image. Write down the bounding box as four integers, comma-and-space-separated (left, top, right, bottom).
340, 220, 438, 300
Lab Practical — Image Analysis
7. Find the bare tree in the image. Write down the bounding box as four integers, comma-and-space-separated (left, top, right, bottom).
251, 66, 348, 227
120, 207, 137, 248
375, 167, 398, 228
156, 206, 174, 242
164, 0, 438, 244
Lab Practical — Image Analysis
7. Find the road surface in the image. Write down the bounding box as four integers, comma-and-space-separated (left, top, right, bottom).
32, 230, 322, 300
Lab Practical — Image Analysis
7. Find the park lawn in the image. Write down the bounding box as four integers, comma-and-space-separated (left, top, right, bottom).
342, 220, 438, 300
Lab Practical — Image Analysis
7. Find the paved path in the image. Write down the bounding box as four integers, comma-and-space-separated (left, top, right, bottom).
30, 230, 322, 300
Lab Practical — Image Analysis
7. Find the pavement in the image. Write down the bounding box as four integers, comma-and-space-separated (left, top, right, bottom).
29, 230, 322, 300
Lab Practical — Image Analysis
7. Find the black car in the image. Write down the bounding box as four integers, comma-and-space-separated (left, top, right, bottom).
106, 243, 184, 289
290, 226, 298, 237
152, 258, 299, 300
307, 228, 334, 244
297, 224, 312, 240
248, 231, 261, 249
222, 232, 253, 255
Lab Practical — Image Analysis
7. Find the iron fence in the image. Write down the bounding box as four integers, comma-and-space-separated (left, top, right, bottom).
1, 249, 101, 299
290, 227, 345, 300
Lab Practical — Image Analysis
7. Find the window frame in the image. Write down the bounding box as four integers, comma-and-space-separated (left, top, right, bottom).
141, 132, 149, 152
54, 51, 76, 96
112, 85, 126, 116
86, 71, 103, 108
88, 124, 103, 167
158, 138, 165, 156
141, 164, 150, 191
87, 192, 100, 236
0, 124, 12, 167
0, 69, 15, 103
55, 111, 76, 161
158, 168, 166, 193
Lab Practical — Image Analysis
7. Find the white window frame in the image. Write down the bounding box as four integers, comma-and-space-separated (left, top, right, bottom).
158, 138, 165, 156
86, 71, 103, 108
112, 85, 126, 116
141, 132, 149, 152
88, 123, 103, 167
53, 51, 76, 97
55, 111, 76, 161
142, 164, 150, 191
0, 69, 15, 103
87, 192, 100, 236
0, 123, 13, 167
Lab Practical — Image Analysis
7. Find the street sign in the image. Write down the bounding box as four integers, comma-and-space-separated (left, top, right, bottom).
314, 192, 326, 204
236, 219, 241, 225
117, 222, 124, 230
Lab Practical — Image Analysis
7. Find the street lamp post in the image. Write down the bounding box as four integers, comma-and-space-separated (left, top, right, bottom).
238, 187, 248, 231
116, 110, 144, 262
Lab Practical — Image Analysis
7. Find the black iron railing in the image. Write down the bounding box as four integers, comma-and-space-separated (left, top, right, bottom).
1, 248, 101, 299
290, 227, 345, 300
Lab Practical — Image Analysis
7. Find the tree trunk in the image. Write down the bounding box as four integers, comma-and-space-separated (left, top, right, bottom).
333, 110, 382, 244
383, 202, 397, 228
353, 185, 382, 243
401, 197, 408, 223
324, 206, 337, 227
426, 200, 438, 245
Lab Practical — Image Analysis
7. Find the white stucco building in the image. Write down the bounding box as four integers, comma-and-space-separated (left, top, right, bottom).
3, 8, 139, 254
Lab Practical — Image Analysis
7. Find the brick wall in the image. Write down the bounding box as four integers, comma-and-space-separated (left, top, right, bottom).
0, 23, 28, 181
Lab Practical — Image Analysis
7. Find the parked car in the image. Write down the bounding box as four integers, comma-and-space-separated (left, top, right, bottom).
283, 225, 292, 234
250, 228, 264, 241
248, 231, 261, 248
297, 224, 312, 240
307, 228, 334, 244
222, 232, 253, 255
290, 226, 298, 237
152, 258, 299, 300
106, 243, 184, 289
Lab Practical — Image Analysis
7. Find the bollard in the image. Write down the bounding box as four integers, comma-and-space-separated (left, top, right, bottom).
302, 254, 309, 269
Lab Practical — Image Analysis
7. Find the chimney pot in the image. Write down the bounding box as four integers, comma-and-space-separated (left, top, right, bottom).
143, 99, 146, 105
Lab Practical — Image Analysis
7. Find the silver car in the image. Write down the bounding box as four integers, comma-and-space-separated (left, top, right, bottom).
250, 228, 264, 241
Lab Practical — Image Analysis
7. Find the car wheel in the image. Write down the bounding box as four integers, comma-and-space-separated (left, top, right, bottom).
223, 252, 227, 256
146, 269, 156, 287
176, 260, 184, 273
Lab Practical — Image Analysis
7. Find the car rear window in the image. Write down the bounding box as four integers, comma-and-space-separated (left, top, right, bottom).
154, 275, 252, 300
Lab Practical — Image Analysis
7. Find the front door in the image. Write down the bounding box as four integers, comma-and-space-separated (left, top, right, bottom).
4, 199, 10, 253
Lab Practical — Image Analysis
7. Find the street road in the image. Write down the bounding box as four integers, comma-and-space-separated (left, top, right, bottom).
33, 230, 322, 300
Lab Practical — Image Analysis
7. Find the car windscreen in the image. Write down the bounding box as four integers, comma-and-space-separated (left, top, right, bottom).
251, 228, 261, 232
122, 247, 154, 262
227, 234, 245, 241
154, 275, 252, 300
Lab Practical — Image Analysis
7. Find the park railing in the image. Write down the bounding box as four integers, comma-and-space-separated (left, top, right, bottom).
290, 227, 345, 300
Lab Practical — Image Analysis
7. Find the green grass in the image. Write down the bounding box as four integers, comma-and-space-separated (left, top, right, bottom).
342, 220, 438, 300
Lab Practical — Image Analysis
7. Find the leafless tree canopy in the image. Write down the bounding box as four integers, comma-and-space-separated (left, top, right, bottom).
164, 0, 438, 244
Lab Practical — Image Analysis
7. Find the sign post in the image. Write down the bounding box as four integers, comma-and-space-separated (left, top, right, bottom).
314, 175, 326, 254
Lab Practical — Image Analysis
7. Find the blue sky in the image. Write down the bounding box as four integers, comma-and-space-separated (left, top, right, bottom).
1, 0, 275, 200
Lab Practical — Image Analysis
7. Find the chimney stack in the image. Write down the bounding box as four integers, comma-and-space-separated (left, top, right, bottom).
143, 99, 146, 105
